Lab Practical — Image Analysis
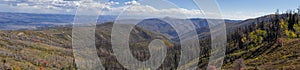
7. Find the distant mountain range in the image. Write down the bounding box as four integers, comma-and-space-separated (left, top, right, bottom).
0, 12, 117, 30
136, 17, 242, 40
0, 12, 241, 30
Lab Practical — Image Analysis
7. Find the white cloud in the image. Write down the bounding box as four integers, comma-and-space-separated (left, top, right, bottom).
0, 0, 118, 14
7, 0, 206, 18
107, 1, 119, 5
124, 0, 139, 5
124, 0, 140, 5
3, 0, 273, 20
1, 0, 80, 13
16, 3, 28, 6
0, 0, 234, 19
103, 2, 205, 19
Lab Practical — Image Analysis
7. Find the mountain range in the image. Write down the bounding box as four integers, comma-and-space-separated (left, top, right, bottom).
0, 12, 241, 30
0, 12, 299, 69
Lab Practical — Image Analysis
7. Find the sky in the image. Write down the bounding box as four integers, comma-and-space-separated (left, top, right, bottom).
0, 0, 300, 20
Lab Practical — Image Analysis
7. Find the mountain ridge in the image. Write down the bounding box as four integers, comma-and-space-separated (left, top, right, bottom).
0, 12, 241, 30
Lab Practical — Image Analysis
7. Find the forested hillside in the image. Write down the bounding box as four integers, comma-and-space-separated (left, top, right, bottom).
0, 22, 174, 69
1, 10, 300, 69
220, 10, 300, 69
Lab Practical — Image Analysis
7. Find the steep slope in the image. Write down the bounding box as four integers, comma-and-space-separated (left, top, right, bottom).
173, 13, 300, 70
0, 29, 74, 69
94, 22, 178, 70
0, 22, 175, 69
194, 13, 300, 69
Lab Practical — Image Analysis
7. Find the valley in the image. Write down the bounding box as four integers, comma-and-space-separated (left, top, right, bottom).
0, 12, 299, 70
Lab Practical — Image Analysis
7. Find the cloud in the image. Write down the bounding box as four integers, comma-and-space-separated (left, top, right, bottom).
0, 0, 206, 18
0, 0, 216, 19
103, 1, 205, 19
0, 0, 120, 14
124, 0, 139, 5
107, 1, 119, 5
0, 0, 79, 13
